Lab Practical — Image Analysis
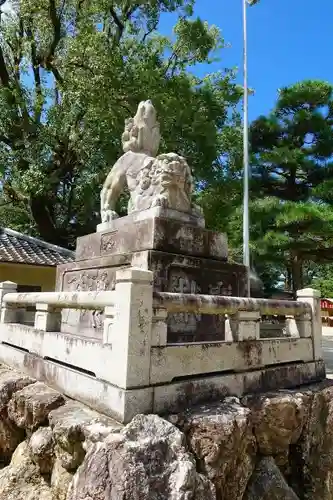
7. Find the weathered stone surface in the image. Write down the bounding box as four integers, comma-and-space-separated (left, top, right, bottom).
29, 427, 55, 474
67, 414, 215, 500
0, 369, 35, 463
0, 440, 53, 500
0, 369, 34, 412
10, 440, 30, 467
175, 397, 256, 500
288, 382, 333, 499
77, 216, 227, 261
243, 457, 299, 500
51, 458, 74, 500
0, 417, 25, 465
8, 382, 65, 432
100, 100, 204, 225
243, 392, 310, 455
57, 249, 247, 342
49, 400, 122, 471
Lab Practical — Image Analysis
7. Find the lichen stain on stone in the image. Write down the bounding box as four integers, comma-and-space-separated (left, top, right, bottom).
201, 343, 225, 351
153, 290, 311, 318
237, 341, 263, 367
174, 380, 230, 411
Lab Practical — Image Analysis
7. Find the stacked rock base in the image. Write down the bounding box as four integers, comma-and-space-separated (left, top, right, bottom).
0, 362, 333, 500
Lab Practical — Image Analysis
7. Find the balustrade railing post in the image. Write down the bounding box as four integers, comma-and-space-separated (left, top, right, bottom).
34, 303, 62, 332
152, 307, 167, 346
105, 267, 153, 388
233, 310, 261, 341
285, 315, 299, 338
0, 281, 18, 323
103, 305, 115, 344
297, 288, 322, 360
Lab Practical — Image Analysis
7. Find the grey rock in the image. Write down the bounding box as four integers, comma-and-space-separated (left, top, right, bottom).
51, 458, 74, 500
29, 427, 55, 474
67, 414, 215, 500
0, 369, 34, 463
243, 457, 299, 500
177, 399, 256, 500
8, 382, 65, 432
0, 417, 25, 465
243, 392, 310, 455
0, 369, 35, 412
288, 382, 333, 499
0, 440, 53, 500
49, 400, 122, 471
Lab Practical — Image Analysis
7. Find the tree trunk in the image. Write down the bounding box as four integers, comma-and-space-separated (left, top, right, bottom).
30, 196, 68, 247
291, 253, 303, 298
285, 266, 292, 291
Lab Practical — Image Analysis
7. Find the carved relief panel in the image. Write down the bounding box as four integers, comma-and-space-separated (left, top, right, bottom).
60, 267, 126, 339
150, 257, 244, 343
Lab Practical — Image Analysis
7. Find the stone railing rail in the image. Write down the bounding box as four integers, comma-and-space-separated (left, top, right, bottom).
152, 291, 314, 341
0, 269, 324, 423
0, 281, 115, 340
2, 290, 115, 310
153, 291, 311, 316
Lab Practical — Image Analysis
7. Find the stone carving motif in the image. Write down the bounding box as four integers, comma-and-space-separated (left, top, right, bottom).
209, 281, 233, 296
66, 270, 115, 292
100, 100, 203, 223
168, 271, 202, 334
63, 270, 115, 333
167, 269, 236, 337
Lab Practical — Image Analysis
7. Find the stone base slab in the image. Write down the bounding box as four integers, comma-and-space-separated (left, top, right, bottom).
0, 342, 325, 423
0, 343, 153, 423
96, 206, 205, 232
56, 250, 247, 342
77, 216, 227, 262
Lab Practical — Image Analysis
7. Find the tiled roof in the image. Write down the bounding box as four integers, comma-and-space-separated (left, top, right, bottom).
0, 228, 75, 266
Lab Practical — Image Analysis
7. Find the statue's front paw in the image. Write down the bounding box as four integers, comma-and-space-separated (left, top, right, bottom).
101, 209, 119, 223
191, 203, 204, 217
151, 196, 169, 209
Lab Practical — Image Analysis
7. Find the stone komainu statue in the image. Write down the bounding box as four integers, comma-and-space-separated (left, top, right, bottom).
100, 100, 202, 223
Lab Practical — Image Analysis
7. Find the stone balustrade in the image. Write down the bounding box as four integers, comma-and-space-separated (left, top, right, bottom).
0, 270, 325, 423
152, 290, 312, 316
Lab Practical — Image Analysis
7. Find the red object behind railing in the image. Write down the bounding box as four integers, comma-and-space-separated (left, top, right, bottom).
321, 299, 333, 310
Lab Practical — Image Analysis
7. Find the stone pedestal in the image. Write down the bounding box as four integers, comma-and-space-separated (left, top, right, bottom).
56, 211, 247, 342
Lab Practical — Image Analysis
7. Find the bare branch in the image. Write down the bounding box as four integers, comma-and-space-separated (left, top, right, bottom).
39, 0, 63, 83
48, 0, 61, 61
49, 64, 63, 84
109, 3, 140, 43
109, 6, 124, 42
0, 45, 10, 87
124, 3, 140, 20
142, 20, 158, 43
26, 19, 43, 122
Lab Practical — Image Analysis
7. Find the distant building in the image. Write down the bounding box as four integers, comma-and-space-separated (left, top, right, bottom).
0, 228, 74, 292
321, 298, 333, 326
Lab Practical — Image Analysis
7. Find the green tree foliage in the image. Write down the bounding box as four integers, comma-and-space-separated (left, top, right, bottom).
0, 0, 242, 247
308, 264, 333, 298
246, 80, 333, 294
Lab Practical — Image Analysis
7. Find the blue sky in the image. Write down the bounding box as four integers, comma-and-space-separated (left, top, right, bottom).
160, 0, 333, 120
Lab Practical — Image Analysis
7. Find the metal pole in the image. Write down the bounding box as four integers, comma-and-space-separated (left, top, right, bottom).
242, 0, 251, 297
